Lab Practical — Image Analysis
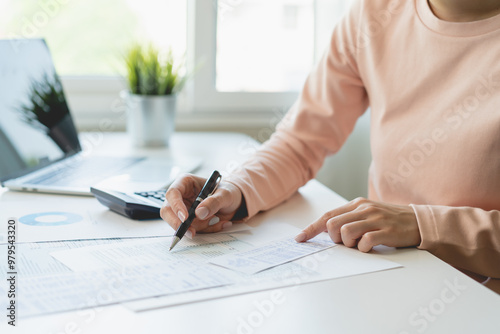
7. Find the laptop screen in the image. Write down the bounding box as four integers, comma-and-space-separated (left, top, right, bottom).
0, 39, 81, 182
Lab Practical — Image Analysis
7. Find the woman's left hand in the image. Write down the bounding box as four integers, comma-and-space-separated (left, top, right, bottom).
295, 197, 421, 252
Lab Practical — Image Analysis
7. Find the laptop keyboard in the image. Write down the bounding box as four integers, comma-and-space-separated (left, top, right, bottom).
134, 190, 166, 204
27, 156, 143, 187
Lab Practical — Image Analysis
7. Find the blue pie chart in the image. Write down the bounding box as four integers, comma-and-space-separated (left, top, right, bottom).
19, 212, 83, 226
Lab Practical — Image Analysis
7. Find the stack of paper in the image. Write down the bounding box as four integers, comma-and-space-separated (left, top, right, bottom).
0, 218, 403, 318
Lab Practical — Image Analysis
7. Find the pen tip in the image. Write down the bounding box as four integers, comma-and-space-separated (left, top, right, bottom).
169, 236, 180, 252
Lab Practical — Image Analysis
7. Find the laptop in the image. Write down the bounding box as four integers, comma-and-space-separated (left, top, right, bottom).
0, 39, 200, 195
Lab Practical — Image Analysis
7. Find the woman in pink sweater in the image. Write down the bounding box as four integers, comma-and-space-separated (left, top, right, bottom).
161, 0, 500, 292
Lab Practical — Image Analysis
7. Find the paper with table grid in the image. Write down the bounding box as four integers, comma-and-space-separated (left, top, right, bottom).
209, 234, 336, 274
5, 234, 247, 317
0, 224, 402, 317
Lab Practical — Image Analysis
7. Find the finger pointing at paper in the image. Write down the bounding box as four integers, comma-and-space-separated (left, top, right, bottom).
294, 198, 422, 252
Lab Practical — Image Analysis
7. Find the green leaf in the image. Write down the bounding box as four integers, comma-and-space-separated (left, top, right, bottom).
123, 43, 189, 96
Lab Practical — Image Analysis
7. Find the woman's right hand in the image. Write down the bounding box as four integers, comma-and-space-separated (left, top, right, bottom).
160, 174, 243, 238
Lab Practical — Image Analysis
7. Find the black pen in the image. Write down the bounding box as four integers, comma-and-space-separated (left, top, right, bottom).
169, 170, 222, 251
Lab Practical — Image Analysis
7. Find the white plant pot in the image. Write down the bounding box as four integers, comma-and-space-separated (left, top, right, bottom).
122, 91, 177, 147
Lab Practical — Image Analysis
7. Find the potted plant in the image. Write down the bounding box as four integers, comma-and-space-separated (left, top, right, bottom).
122, 44, 187, 147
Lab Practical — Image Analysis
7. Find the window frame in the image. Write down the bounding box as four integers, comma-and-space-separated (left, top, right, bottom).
60, 0, 353, 129
184, 0, 300, 114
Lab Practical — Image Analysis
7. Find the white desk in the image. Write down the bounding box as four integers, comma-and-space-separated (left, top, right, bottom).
2, 132, 499, 334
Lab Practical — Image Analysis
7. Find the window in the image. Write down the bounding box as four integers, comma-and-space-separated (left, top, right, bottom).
0, 0, 353, 127
0, 0, 187, 76
216, 0, 315, 92
189, 0, 353, 113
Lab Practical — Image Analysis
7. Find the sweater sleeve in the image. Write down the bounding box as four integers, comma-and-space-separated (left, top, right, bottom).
411, 204, 500, 278
226, 0, 369, 218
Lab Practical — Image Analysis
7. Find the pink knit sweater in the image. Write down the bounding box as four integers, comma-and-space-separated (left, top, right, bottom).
227, 0, 500, 285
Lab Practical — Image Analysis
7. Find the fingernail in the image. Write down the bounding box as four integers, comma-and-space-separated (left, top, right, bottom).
186, 230, 193, 239
222, 221, 232, 230
295, 232, 307, 243
178, 211, 186, 222
197, 207, 209, 220
209, 216, 220, 226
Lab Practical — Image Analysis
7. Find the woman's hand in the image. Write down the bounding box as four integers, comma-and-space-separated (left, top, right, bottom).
160, 174, 243, 238
295, 197, 421, 252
